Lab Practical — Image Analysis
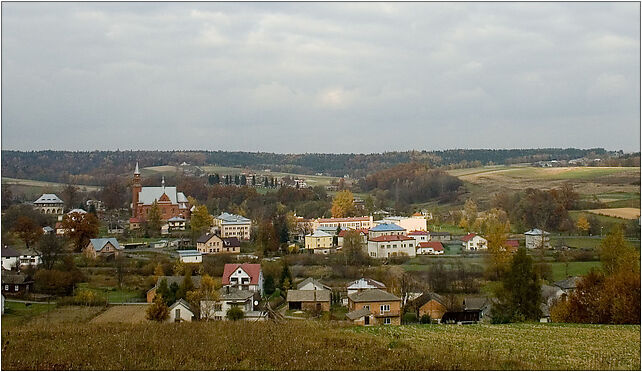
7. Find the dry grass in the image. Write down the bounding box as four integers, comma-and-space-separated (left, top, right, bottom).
586, 208, 641, 220
1, 320, 639, 370
26, 306, 106, 326
89, 305, 150, 324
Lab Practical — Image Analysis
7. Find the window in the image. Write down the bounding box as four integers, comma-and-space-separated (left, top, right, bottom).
15, 285, 19, 292
384, 317, 391, 325
4, 285, 8, 291
380, 304, 390, 313
214, 304, 222, 311
363, 305, 370, 310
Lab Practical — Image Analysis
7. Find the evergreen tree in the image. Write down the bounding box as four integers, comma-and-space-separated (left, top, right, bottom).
252, 175, 256, 186
145, 201, 162, 237
146, 295, 169, 322
240, 175, 247, 186
234, 175, 240, 185
280, 260, 293, 291
156, 278, 170, 303
264, 275, 275, 296
264, 177, 269, 187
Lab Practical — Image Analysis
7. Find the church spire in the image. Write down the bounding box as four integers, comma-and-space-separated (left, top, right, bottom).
134, 161, 140, 175
162, 176, 165, 190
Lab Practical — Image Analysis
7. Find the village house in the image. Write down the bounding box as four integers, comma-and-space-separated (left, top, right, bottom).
1, 271, 33, 296
407, 230, 430, 245
503, 239, 520, 252
86, 199, 106, 213
287, 278, 332, 312
441, 297, 491, 324
367, 234, 416, 258
416, 241, 444, 255
346, 288, 402, 325
196, 233, 241, 255
129, 163, 191, 229
168, 299, 194, 322
461, 233, 488, 250
430, 231, 452, 242
167, 216, 186, 231
213, 212, 252, 240
314, 216, 375, 231
375, 213, 427, 232
337, 228, 368, 248
412, 292, 448, 322
368, 223, 407, 239
177, 250, 203, 264
201, 286, 265, 321
347, 277, 386, 295
2, 246, 41, 270
222, 263, 263, 295
525, 228, 551, 249
33, 193, 65, 215
146, 275, 203, 303
83, 238, 123, 259
305, 230, 334, 253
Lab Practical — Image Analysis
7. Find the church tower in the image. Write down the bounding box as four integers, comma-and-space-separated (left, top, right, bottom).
132, 162, 142, 218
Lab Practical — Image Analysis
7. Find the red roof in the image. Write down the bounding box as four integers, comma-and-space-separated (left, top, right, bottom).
461, 233, 477, 242
412, 212, 423, 217
418, 242, 444, 251
318, 217, 370, 223
369, 234, 414, 242
338, 228, 369, 237
504, 240, 519, 247
222, 263, 262, 285
407, 230, 428, 236
129, 217, 142, 223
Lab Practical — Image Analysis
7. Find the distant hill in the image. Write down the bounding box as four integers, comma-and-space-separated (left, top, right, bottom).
1, 148, 610, 185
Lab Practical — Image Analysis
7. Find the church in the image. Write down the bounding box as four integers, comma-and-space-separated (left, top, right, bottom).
129, 162, 191, 229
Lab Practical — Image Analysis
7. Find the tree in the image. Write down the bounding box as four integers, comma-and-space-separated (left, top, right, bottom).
343, 230, 367, 266
264, 275, 276, 296
280, 260, 293, 291
156, 278, 170, 304
146, 295, 170, 322
33, 233, 65, 270
153, 262, 165, 280
463, 199, 478, 231
599, 225, 638, 275
115, 255, 126, 289
190, 204, 213, 242
61, 211, 100, 252
493, 248, 541, 323
240, 175, 247, 186
226, 306, 244, 321
13, 216, 43, 249
100, 179, 128, 210
176, 270, 195, 300
331, 190, 356, 218
61, 183, 80, 210
483, 216, 512, 280
145, 201, 162, 237
187, 274, 221, 320
576, 216, 590, 235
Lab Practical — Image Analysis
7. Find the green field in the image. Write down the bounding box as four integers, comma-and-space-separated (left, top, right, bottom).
1, 315, 638, 370
1, 301, 57, 328
551, 261, 602, 281
75, 283, 143, 303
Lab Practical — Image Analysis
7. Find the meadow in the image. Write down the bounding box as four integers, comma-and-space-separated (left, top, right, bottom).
1, 313, 639, 370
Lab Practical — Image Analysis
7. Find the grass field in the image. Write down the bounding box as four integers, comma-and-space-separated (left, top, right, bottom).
586, 208, 641, 220
1, 301, 56, 328
90, 305, 149, 324
1, 319, 638, 370
551, 261, 602, 281
76, 283, 144, 303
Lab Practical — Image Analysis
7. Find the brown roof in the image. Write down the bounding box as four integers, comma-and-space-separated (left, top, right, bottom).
345, 307, 372, 320
348, 288, 400, 303
369, 234, 414, 242
286, 289, 331, 303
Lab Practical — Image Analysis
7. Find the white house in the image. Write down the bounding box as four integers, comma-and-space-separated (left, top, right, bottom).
33, 193, 65, 215
407, 230, 430, 245
368, 223, 407, 239
213, 213, 252, 240
168, 299, 194, 322
168, 216, 186, 231
461, 233, 487, 250
417, 241, 445, 255
200, 287, 265, 321
525, 228, 551, 249
177, 250, 203, 264
347, 278, 387, 296
222, 263, 263, 295
2, 246, 41, 270
297, 277, 331, 291
375, 214, 427, 232
367, 235, 416, 258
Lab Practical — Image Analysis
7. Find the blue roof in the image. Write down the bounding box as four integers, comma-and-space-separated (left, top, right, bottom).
89, 238, 121, 251
177, 250, 202, 257
370, 223, 405, 232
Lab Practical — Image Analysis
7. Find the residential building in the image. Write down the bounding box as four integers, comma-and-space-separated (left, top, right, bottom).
168, 216, 186, 231
346, 289, 402, 325
368, 223, 406, 239
305, 230, 333, 253
222, 263, 263, 295
33, 193, 64, 215
146, 276, 203, 303
2, 272, 33, 296
525, 228, 551, 249
441, 297, 491, 324
168, 299, 194, 322
84, 238, 123, 259
347, 278, 386, 296
412, 292, 448, 322
417, 241, 444, 255
201, 286, 265, 321
196, 233, 240, 255
407, 230, 430, 245
297, 277, 332, 291
286, 289, 331, 312
337, 228, 368, 248
213, 213, 252, 240
540, 284, 565, 323
129, 163, 191, 229
553, 276, 580, 296
375, 214, 427, 232
430, 231, 452, 242
177, 250, 203, 264
367, 234, 416, 258
315, 216, 375, 230
86, 199, 106, 213
503, 239, 520, 252
461, 233, 488, 250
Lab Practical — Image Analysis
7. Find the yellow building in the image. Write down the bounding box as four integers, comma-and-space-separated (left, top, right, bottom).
304, 230, 333, 252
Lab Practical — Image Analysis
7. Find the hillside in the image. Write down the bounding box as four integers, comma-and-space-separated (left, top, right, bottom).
1, 316, 638, 370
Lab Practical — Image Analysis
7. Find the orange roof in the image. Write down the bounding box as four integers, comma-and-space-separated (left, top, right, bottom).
369, 234, 414, 242
461, 233, 477, 242
412, 212, 423, 217
418, 242, 444, 251
338, 228, 369, 237
222, 263, 262, 285
318, 217, 370, 223
407, 230, 428, 236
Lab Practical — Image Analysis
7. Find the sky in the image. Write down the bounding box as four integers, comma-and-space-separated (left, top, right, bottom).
1, 2, 640, 153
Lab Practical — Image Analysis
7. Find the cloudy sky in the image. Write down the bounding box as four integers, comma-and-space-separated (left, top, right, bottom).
2, 2, 640, 152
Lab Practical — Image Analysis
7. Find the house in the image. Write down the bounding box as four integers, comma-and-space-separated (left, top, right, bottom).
286, 289, 331, 312
297, 277, 331, 291
368, 223, 406, 239
417, 241, 444, 255
2, 246, 41, 270
314, 216, 375, 231
177, 250, 203, 264
441, 297, 491, 324
503, 239, 520, 252
305, 230, 334, 253
367, 234, 416, 258
346, 289, 402, 325
375, 215, 427, 233
84, 238, 123, 259
213, 212, 252, 240
168, 299, 194, 322
430, 231, 452, 242
461, 233, 487, 251
222, 263, 263, 295
107, 223, 125, 234
412, 292, 448, 322
86, 199, 106, 213
146, 276, 203, 303
196, 233, 241, 255
200, 286, 265, 321
407, 230, 430, 245
130, 163, 191, 229
337, 228, 368, 248
33, 193, 64, 215
553, 276, 580, 296
540, 284, 565, 323
347, 277, 386, 296
2, 271, 33, 296
525, 229, 551, 249
42, 226, 54, 235
167, 216, 187, 231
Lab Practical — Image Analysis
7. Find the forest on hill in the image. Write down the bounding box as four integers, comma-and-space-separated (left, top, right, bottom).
1, 148, 612, 185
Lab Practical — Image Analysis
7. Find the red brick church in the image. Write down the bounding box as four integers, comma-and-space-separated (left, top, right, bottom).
129, 162, 191, 229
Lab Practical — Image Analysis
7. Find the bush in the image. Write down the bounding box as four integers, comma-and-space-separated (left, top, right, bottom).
57, 289, 108, 307
146, 295, 169, 322
226, 306, 244, 321
402, 312, 418, 324
420, 314, 431, 324
34, 269, 83, 296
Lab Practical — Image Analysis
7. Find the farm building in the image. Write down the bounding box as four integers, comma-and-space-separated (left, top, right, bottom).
525, 229, 551, 249
84, 238, 123, 259
168, 299, 194, 322
177, 250, 203, 263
